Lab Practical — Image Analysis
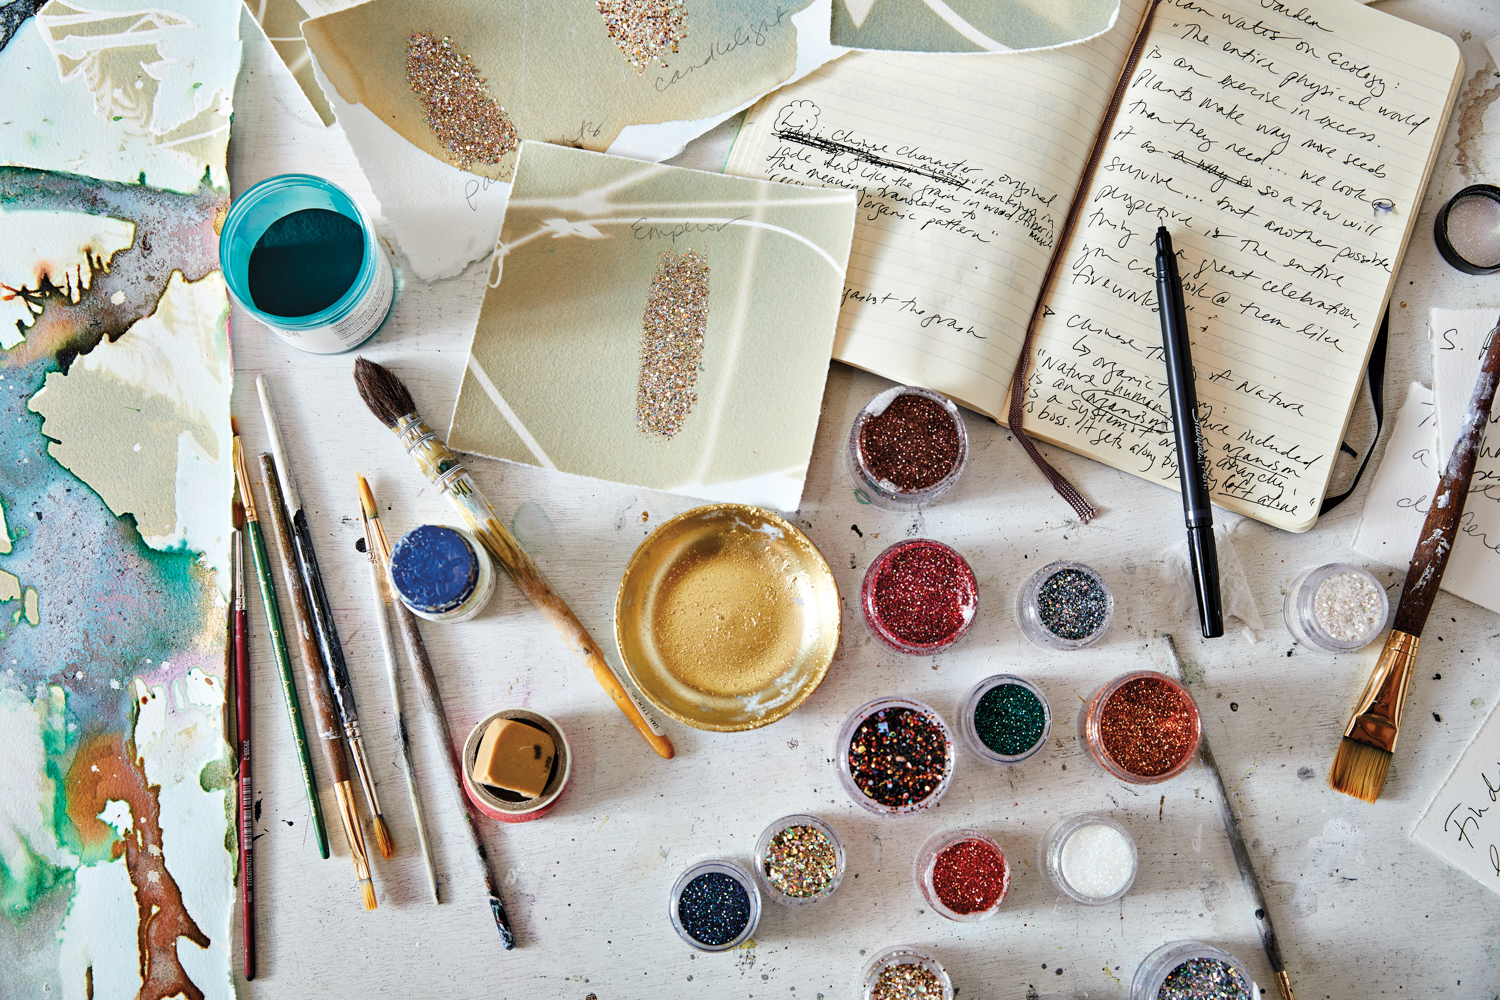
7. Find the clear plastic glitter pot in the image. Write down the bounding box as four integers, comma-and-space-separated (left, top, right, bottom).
668, 859, 761, 952
845, 385, 969, 511
914, 828, 1010, 922
1079, 670, 1202, 784
1016, 560, 1113, 650
861, 945, 954, 1000
860, 539, 978, 654
1131, 941, 1255, 1000
1434, 183, 1500, 275
1283, 563, 1388, 653
1039, 812, 1138, 905
957, 674, 1051, 764
753, 814, 845, 906
837, 696, 955, 815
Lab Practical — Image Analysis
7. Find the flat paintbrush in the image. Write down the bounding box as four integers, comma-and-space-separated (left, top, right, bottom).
261, 454, 377, 911
257, 375, 395, 857
1331, 311, 1500, 803
360, 474, 517, 949
356, 473, 440, 904
352, 357, 674, 760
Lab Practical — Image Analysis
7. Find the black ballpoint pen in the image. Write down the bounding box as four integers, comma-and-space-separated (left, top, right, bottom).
1155, 227, 1224, 638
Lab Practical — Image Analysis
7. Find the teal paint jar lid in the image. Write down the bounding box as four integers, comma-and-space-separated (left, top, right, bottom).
389, 525, 495, 623
220, 174, 393, 354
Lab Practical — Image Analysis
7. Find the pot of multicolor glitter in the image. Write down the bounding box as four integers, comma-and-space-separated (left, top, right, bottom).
837, 697, 956, 815
957, 675, 1051, 764
860, 540, 978, 655
1282, 563, 1388, 653
668, 858, 761, 952
861, 945, 954, 1000
1016, 560, 1113, 650
1079, 671, 1202, 784
845, 386, 969, 511
1131, 941, 1255, 1000
914, 828, 1011, 921
753, 814, 846, 906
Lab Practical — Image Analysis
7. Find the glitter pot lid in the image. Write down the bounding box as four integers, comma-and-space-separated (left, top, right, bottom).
846, 386, 969, 511
914, 828, 1011, 922
1015, 560, 1113, 651
1080, 670, 1202, 784
837, 696, 956, 815
1039, 812, 1138, 905
753, 814, 846, 906
860, 539, 978, 655
1283, 563, 1388, 654
668, 859, 761, 952
862, 945, 954, 1000
1434, 183, 1500, 275
958, 674, 1052, 764
1131, 941, 1255, 1000
614, 504, 841, 732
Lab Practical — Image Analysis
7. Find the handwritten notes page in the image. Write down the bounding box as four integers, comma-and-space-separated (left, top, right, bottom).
1029, 0, 1461, 530
1413, 695, 1500, 897
724, 0, 1148, 415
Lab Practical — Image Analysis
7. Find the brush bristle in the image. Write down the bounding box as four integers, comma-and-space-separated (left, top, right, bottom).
1329, 737, 1391, 803
360, 878, 377, 911
372, 815, 395, 859
353, 357, 416, 429
357, 473, 379, 520
230, 414, 240, 436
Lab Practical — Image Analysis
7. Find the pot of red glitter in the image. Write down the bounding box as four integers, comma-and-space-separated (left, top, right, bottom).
846, 386, 968, 511
1079, 670, 1202, 784
861, 539, 978, 654
914, 828, 1010, 921
837, 696, 955, 815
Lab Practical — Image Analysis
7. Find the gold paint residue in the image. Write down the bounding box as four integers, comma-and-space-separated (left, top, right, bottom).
636, 247, 709, 438
650, 530, 802, 698
405, 31, 519, 170
1456, 67, 1500, 181
596, 0, 687, 73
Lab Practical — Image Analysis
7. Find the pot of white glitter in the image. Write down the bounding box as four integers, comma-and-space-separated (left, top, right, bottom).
1283, 563, 1388, 653
1039, 812, 1137, 905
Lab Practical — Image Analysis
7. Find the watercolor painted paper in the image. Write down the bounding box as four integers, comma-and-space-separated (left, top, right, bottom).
302, 0, 843, 280
831, 0, 1120, 53
448, 141, 856, 511
0, 3, 238, 997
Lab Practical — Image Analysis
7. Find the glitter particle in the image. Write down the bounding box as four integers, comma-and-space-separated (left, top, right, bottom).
865, 540, 976, 650
870, 962, 946, 1000
973, 682, 1047, 757
677, 871, 750, 947
763, 825, 839, 899
596, 0, 688, 72
1036, 566, 1109, 641
931, 838, 1008, 915
406, 32, 519, 170
847, 706, 950, 809
636, 248, 709, 438
859, 393, 961, 492
1312, 570, 1385, 642
1099, 676, 1197, 778
1156, 957, 1251, 1000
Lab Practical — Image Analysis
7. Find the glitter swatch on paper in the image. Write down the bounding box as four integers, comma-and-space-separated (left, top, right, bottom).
636, 248, 709, 438
406, 32, 519, 170
597, 0, 688, 72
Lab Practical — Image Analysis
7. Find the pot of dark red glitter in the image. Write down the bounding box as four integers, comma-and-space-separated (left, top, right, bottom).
1079, 670, 1202, 784
914, 828, 1010, 921
837, 696, 956, 815
846, 386, 968, 511
861, 539, 978, 654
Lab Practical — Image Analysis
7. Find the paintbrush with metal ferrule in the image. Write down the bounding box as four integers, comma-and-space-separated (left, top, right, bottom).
352, 357, 674, 761
356, 473, 440, 904
257, 375, 395, 858
232, 418, 329, 860
1331, 312, 1500, 804
360, 474, 517, 949
231, 510, 255, 980
260, 454, 377, 911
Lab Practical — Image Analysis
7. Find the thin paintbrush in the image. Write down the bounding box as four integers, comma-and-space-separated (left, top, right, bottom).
352, 357, 674, 760
1331, 312, 1500, 804
231, 514, 255, 980
261, 454, 377, 911
1158, 634, 1294, 1000
361, 474, 517, 949
232, 418, 329, 860
257, 375, 395, 858
356, 473, 440, 903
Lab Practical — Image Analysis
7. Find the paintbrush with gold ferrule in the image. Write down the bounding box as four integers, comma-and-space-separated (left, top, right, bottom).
1331, 312, 1500, 803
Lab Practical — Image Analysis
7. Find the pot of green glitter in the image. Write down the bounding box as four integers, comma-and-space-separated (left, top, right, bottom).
957, 675, 1051, 764
1131, 941, 1254, 1000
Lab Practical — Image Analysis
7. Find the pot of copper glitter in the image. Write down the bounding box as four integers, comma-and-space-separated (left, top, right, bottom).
845, 386, 968, 511
1079, 670, 1201, 784
860, 539, 978, 655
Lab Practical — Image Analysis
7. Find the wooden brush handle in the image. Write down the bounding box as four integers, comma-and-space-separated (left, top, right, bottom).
1393, 316, 1500, 636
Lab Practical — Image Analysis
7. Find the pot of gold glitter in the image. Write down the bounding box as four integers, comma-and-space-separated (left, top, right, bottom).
614, 504, 841, 732
861, 945, 954, 1000
1079, 670, 1201, 784
753, 814, 846, 906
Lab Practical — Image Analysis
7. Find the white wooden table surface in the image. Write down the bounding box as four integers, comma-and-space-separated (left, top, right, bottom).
230, 3, 1500, 997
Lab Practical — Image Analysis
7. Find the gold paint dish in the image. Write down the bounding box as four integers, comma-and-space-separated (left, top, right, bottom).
615, 504, 840, 732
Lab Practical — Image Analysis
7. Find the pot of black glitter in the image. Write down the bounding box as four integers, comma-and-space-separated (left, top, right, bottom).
1015, 560, 1113, 651
668, 859, 761, 952
845, 386, 968, 511
836, 696, 955, 815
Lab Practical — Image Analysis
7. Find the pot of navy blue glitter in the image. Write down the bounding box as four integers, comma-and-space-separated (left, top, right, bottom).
668, 859, 761, 952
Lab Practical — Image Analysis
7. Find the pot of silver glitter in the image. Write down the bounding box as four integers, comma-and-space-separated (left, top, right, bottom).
1282, 563, 1389, 653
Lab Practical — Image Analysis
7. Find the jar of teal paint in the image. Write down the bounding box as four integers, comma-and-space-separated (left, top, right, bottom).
221, 174, 393, 354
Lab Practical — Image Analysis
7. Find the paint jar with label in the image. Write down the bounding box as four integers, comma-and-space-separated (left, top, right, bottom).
958, 674, 1051, 764
846, 386, 968, 510
221, 174, 393, 354
1016, 560, 1113, 650
914, 828, 1010, 921
753, 814, 845, 907
1283, 563, 1388, 653
388, 524, 495, 624
669, 859, 761, 952
1079, 670, 1201, 784
861, 945, 954, 1000
1131, 941, 1255, 1000
1039, 812, 1138, 905
837, 696, 955, 815
460, 709, 571, 823
861, 539, 977, 654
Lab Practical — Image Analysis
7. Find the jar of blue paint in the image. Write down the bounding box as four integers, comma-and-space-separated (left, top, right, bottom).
220, 174, 393, 354
388, 525, 496, 624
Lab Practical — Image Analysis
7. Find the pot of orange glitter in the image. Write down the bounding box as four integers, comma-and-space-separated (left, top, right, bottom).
1079, 670, 1201, 784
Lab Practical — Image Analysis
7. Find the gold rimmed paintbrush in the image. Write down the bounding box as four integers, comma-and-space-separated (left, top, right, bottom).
352, 357, 674, 760
1331, 312, 1500, 803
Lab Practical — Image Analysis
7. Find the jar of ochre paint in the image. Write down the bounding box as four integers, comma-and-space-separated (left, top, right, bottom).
388, 524, 495, 624
461, 709, 571, 823
220, 173, 393, 354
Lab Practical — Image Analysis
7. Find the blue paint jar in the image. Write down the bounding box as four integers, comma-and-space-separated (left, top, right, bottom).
220, 174, 393, 354
388, 525, 496, 624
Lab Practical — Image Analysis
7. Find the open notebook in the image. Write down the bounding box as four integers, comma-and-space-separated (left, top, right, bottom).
727, 0, 1463, 530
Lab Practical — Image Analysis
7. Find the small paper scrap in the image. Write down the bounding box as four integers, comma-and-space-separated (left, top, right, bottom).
1412, 694, 1500, 896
